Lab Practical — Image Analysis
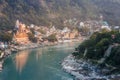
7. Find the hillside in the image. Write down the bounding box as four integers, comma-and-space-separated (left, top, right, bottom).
0, 0, 120, 30
73, 30, 120, 68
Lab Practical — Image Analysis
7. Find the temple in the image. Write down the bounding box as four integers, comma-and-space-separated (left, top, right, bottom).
13, 20, 30, 44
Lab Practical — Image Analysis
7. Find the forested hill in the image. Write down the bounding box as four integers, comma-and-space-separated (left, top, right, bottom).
0, 0, 120, 30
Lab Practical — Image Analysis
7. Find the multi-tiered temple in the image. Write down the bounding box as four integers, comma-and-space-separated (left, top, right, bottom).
13, 20, 30, 44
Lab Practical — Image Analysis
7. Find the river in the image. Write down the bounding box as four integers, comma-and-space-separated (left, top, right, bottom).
0, 42, 80, 80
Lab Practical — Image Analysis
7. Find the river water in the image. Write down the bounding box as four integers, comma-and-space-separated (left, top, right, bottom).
0, 42, 80, 80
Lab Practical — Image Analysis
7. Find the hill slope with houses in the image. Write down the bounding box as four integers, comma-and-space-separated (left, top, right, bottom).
0, 0, 120, 30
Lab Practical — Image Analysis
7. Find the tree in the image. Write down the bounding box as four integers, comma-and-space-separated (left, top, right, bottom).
47, 34, 57, 42
27, 32, 37, 43
38, 29, 46, 34
0, 32, 13, 42
96, 38, 110, 48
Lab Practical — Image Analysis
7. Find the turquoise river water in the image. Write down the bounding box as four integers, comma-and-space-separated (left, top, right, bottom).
0, 42, 80, 80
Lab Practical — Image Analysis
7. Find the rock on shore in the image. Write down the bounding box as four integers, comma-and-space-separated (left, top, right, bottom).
62, 55, 120, 80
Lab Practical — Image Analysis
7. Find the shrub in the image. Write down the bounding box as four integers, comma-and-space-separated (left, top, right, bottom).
38, 29, 46, 34
95, 38, 110, 48
47, 34, 57, 42
0, 32, 13, 42
27, 32, 37, 43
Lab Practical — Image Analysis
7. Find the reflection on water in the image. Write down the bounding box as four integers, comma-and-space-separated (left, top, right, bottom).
1, 42, 80, 80
36, 48, 43, 61
15, 50, 30, 73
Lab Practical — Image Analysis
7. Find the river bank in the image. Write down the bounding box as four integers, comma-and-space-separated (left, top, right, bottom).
0, 42, 80, 80
62, 55, 120, 80
0, 38, 84, 71
0, 42, 60, 71
3, 42, 59, 57
0, 42, 54, 72
11, 39, 82, 52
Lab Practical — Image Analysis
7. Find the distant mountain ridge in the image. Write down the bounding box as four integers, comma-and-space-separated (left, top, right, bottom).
0, 0, 120, 30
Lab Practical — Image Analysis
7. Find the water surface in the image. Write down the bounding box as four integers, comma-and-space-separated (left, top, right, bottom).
0, 42, 80, 80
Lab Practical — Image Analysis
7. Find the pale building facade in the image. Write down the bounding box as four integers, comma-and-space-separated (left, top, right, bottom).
13, 20, 30, 44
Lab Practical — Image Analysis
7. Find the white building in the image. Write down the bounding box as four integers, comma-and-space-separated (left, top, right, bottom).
62, 27, 71, 33
101, 21, 111, 31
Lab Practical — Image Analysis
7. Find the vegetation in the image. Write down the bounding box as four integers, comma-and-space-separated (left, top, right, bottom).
46, 34, 57, 42
0, 0, 120, 30
0, 32, 13, 42
73, 30, 120, 67
38, 29, 46, 34
27, 32, 37, 43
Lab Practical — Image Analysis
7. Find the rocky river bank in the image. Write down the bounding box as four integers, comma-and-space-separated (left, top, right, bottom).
3, 42, 59, 57
62, 55, 120, 80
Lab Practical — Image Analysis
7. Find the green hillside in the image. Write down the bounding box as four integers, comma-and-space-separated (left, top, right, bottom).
0, 0, 120, 30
